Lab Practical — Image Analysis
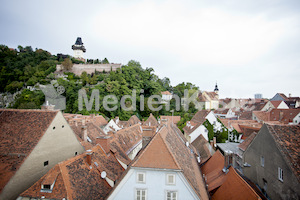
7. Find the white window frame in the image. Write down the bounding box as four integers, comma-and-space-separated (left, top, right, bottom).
166, 174, 176, 185
166, 190, 178, 200
135, 188, 147, 200
136, 172, 146, 184
278, 167, 283, 182
260, 156, 264, 167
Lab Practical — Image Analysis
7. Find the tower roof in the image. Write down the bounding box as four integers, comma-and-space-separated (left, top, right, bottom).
214, 82, 219, 92
72, 37, 86, 52
75, 37, 83, 45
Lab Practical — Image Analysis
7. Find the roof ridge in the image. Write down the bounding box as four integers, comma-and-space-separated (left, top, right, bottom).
58, 163, 72, 200
131, 128, 160, 167
158, 127, 181, 169
0, 108, 58, 113
228, 166, 260, 198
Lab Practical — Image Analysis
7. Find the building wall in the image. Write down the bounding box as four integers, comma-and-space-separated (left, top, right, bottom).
277, 102, 289, 109
0, 112, 84, 200
73, 49, 84, 59
189, 125, 208, 143
243, 125, 300, 200
206, 112, 222, 131
108, 168, 200, 200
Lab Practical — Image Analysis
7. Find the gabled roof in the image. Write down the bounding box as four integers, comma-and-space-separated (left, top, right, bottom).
110, 124, 143, 163
70, 121, 106, 147
238, 132, 257, 151
199, 91, 219, 102
265, 124, 300, 182
271, 100, 284, 108
133, 122, 209, 199
239, 111, 253, 120
201, 150, 224, 176
160, 115, 181, 124
191, 134, 215, 165
211, 167, 261, 200
132, 129, 180, 170
191, 110, 210, 124
201, 150, 226, 192
161, 91, 172, 95
0, 109, 58, 193
143, 113, 159, 126
21, 145, 124, 200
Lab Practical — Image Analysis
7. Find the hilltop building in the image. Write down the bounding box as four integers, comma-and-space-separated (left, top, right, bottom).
72, 37, 86, 60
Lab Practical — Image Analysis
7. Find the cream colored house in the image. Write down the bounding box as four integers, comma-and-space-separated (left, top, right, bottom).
0, 109, 84, 200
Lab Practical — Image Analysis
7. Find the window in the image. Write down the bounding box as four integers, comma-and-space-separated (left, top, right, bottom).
137, 172, 145, 183
136, 189, 147, 200
278, 167, 283, 182
62, 125, 64, 128
166, 191, 177, 200
43, 184, 51, 189
166, 174, 175, 185
53, 126, 56, 130
260, 156, 264, 167
75, 152, 78, 156
44, 161, 49, 167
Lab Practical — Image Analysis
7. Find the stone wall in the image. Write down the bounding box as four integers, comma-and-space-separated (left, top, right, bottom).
56, 63, 122, 76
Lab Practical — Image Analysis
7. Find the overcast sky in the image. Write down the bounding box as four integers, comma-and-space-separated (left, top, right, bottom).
1, 0, 299, 98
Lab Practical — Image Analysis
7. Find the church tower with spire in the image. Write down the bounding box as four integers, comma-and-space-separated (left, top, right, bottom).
214, 82, 219, 94
72, 37, 86, 60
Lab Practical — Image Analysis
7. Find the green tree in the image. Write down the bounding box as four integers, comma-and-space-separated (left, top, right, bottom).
61, 58, 73, 71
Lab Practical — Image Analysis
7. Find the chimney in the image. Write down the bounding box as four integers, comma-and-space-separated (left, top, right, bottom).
82, 125, 87, 142
41, 101, 55, 111
213, 137, 217, 148
289, 93, 291, 98
222, 150, 233, 173
86, 149, 92, 166
210, 140, 214, 149
142, 126, 156, 148
96, 136, 111, 154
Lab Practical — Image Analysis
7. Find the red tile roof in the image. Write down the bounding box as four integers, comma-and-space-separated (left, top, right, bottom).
134, 122, 209, 199
0, 109, 58, 193
21, 145, 125, 200
183, 110, 210, 135
191, 134, 215, 165
265, 124, 300, 182
201, 150, 226, 192
161, 91, 172, 95
110, 124, 143, 163
211, 167, 261, 200
160, 115, 181, 124
143, 113, 159, 126
238, 132, 257, 151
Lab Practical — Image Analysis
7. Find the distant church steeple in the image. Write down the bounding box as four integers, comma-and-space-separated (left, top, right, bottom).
214, 82, 219, 94
72, 37, 86, 60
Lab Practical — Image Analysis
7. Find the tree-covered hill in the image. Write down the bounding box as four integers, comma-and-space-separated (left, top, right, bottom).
0, 44, 199, 122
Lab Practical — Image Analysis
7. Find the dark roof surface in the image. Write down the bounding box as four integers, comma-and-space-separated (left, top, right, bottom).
0, 109, 58, 193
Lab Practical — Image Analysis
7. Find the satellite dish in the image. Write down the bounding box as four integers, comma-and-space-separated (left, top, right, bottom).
101, 171, 107, 179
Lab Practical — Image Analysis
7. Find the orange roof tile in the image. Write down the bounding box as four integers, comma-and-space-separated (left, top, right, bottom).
160, 115, 181, 124
21, 144, 124, 200
238, 132, 257, 151
212, 167, 261, 200
201, 150, 224, 176
161, 91, 172, 95
143, 113, 159, 126
132, 130, 180, 170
